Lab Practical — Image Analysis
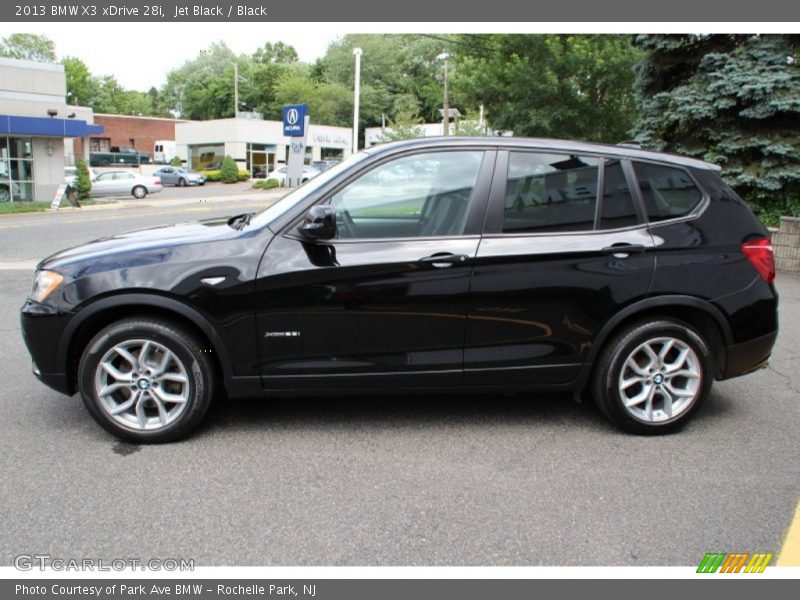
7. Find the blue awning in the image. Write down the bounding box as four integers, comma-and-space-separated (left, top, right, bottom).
0, 114, 104, 137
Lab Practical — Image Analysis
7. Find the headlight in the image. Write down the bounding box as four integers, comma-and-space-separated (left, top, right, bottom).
31, 270, 64, 303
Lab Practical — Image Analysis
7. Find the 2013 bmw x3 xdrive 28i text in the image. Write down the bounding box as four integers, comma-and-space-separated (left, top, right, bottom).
21, 138, 778, 442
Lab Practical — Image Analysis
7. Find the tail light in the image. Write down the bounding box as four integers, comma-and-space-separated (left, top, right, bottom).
741, 236, 775, 283
153, 178, 161, 185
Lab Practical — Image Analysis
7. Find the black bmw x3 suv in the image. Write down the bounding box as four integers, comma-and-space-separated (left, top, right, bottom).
21, 138, 778, 442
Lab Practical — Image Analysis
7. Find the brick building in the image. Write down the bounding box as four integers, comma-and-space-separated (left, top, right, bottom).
74, 113, 187, 161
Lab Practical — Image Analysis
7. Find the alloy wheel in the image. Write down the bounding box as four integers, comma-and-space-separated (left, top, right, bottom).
94, 339, 190, 431
617, 336, 702, 423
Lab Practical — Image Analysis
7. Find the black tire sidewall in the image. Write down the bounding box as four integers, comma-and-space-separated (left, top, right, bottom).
78, 320, 212, 443
133, 186, 146, 198
593, 320, 713, 434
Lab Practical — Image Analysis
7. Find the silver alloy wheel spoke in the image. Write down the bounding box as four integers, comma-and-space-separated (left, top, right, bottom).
618, 336, 702, 424
94, 339, 190, 431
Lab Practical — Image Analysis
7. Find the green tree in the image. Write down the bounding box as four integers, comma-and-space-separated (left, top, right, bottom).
62, 57, 96, 106
376, 94, 424, 142
0, 33, 56, 62
219, 155, 239, 184
321, 34, 453, 126
169, 156, 183, 167
273, 67, 353, 126
160, 41, 298, 120
456, 34, 641, 143
74, 159, 92, 200
633, 34, 800, 220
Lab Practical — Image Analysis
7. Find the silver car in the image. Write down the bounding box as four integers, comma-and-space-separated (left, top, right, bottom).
153, 166, 206, 187
90, 171, 163, 199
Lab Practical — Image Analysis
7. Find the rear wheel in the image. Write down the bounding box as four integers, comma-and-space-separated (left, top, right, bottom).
78, 318, 215, 443
132, 185, 147, 199
591, 319, 713, 434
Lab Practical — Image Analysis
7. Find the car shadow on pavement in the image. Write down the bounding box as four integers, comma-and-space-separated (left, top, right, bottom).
197, 391, 613, 437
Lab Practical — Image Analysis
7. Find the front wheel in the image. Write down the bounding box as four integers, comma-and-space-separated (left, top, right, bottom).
132, 185, 147, 199
591, 319, 713, 435
78, 318, 215, 443
178, 178, 186, 187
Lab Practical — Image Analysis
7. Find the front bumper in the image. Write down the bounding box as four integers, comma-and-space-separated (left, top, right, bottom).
20, 299, 74, 395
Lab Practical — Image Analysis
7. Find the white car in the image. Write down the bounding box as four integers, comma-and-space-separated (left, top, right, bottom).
266, 165, 321, 186
90, 171, 163, 199
64, 166, 99, 187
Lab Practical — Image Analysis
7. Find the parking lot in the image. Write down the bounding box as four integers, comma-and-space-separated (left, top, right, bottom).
0, 195, 798, 566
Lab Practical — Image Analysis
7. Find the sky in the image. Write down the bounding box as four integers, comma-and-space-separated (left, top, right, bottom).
12, 23, 341, 91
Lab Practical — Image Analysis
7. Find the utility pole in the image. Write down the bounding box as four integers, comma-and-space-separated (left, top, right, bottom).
234, 62, 239, 119
352, 47, 362, 154
437, 52, 450, 136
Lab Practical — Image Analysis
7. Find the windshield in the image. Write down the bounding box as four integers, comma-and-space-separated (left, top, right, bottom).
250, 151, 371, 228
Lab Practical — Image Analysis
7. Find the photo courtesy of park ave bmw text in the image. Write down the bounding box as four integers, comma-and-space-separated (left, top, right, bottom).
0, 0, 799, 597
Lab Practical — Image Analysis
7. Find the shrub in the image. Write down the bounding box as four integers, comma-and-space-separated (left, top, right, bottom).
219, 155, 239, 184
75, 159, 92, 200
169, 156, 182, 167
252, 179, 280, 190
237, 169, 250, 182
200, 170, 220, 182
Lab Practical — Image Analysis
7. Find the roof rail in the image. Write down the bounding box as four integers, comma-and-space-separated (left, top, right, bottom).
617, 140, 642, 149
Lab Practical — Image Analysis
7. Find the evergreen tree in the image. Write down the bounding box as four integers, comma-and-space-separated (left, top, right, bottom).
219, 155, 239, 184
633, 34, 800, 221
74, 159, 92, 200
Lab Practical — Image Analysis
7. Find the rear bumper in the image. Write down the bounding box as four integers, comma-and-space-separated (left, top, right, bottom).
722, 331, 778, 380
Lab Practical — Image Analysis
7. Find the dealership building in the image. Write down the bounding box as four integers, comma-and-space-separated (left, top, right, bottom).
0, 57, 102, 202
175, 118, 352, 175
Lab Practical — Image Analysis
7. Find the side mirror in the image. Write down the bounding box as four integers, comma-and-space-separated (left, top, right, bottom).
298, 205, 336, 241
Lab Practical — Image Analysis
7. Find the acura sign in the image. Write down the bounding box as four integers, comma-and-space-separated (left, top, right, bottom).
282, 104, 308, 137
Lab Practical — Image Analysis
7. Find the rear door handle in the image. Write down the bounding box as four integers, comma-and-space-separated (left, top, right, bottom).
601, 244, 646, 258
419, 253, 468, 268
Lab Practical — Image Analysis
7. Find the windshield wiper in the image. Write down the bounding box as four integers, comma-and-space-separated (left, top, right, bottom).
227, 212, 254, 230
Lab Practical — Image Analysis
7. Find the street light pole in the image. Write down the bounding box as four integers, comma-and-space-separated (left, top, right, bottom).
352, 47, 362, 154
437, 52, 450, 136
234, 62, 239, 119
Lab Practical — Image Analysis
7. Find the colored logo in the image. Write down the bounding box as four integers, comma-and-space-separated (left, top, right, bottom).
282, 104, 308, 137
697, 552, 773, 573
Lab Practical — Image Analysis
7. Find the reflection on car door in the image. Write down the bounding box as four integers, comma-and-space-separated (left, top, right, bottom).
464, 151, 656, 386
255, 149, 495, 391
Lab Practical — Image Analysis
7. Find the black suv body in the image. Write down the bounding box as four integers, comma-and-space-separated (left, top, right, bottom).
21, 138, 778, 442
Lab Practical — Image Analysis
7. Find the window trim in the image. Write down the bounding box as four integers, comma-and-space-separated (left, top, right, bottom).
484, 149, 646, 237
279, 147, 497, 242
627, 158, 710, 229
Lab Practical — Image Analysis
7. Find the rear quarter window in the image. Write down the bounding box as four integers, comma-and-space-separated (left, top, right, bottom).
633, 162, 703, 222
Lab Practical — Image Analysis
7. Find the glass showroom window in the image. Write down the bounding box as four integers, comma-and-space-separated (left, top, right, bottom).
0, 137, 34, 202
189, 144, 225, 171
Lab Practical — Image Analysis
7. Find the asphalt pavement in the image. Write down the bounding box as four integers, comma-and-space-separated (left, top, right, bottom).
0, 193, 798, 566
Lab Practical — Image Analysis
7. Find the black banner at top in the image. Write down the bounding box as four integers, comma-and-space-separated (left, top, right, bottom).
4, 0, 800, 22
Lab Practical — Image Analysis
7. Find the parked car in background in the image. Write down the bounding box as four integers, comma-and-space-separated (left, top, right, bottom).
90, 147, 150, 167
266, 165, 321, 186
153, 166, 206, 187
64, 166, 99, 187
89, 170, 163, 199
312, 159, 341, 172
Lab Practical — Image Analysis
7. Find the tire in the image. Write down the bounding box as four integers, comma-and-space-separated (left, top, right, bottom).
132, 185, 147, 199
178, 178, 186, 187
77, 318, 215, 443
590, 319, 713, 435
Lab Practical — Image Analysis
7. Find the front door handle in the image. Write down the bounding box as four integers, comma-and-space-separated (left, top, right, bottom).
601, 244, 646, 258
419, 253, 468, 268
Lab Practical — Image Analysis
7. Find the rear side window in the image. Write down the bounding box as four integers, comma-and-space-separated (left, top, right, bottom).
504, 152, 600, 233
633, 162, 703, 222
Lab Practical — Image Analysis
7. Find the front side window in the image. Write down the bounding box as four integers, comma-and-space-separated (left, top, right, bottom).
330, 151, 484, 239
504, 152, 600, 233
633, 162, 703, 222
